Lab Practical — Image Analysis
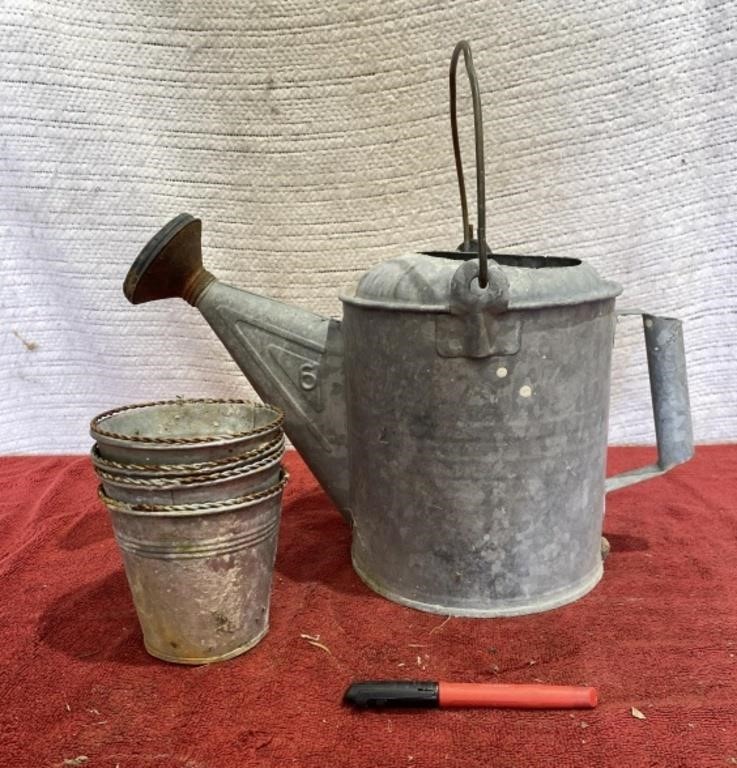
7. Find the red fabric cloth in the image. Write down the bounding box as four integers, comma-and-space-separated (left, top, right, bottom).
1, 448, 735, 767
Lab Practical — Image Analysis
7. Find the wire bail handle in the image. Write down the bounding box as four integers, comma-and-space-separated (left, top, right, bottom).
450, 40, 489, 289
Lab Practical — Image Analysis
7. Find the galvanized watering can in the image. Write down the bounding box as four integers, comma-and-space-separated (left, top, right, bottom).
124, 42, 693, 617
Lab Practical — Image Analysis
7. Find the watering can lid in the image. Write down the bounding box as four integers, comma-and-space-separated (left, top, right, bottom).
343, 251, 622, 312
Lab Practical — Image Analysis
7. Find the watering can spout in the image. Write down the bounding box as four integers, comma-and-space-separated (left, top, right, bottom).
124, 214, 351, 518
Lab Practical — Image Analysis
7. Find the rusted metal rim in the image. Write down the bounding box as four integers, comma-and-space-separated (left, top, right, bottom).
90, 434, 285, 477
90, 435, 285, 475
144, 626, 269, 666
96, 447, 283, 489
98, 470, 289, 517
90, 398, 284, 446
123, 213, 215, 307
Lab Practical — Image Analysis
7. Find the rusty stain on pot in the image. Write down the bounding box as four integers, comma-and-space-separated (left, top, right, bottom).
93, 420, 288, 664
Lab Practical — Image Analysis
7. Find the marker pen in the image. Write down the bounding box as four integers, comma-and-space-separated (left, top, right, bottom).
344, 681, 598, 710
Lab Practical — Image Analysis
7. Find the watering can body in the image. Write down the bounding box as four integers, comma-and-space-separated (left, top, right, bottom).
341, 251, 691, 615
124, 218, 693, 616
343, 255, 616, 616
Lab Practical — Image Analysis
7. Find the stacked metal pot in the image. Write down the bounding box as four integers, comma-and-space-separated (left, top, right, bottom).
90, 398, 287, 664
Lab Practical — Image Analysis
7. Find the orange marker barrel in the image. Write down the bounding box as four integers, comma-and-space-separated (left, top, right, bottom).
438, 682, 598, 709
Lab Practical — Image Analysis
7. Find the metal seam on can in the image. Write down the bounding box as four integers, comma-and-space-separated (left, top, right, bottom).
90, 398, 284, 445
113, 514, 281, 559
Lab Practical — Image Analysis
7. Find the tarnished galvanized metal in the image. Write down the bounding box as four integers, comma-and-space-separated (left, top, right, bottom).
189, 281, 349, 517
91, 398, 283, 465
99, 473, 287, 664
123, 216, 349, 517
90, 434, 285, 480
344, 292, 617, 616
97, 447, 283, 505
120, 41, 694, 617
349, 251, 622, 312
606, 313, 693, 492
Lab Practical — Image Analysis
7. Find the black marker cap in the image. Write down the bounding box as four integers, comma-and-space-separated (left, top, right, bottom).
344, 681, 439, 709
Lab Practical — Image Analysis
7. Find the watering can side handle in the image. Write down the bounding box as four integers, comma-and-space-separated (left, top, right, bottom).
605, 312, 694, 493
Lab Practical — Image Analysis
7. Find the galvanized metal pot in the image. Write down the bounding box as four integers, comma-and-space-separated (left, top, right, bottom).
99, 473, 288, 664
91, 399, 283, 465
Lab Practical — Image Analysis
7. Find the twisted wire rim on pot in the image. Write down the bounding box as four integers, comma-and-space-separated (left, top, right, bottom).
97, 448, 284, 505
90, 434, 285, 479
98, 470, 290, 517
90, 398, 284, 445
90, 398, 285, 465
96, 446, 283, 488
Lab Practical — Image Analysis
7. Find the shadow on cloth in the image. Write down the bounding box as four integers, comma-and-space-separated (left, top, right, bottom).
59, 504, 112, 551
604, 533, 650, 553
38, 569, 151, 666
275, 487, 366, 597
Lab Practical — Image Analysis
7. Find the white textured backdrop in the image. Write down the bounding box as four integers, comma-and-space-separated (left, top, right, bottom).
2, 0, 735, 452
